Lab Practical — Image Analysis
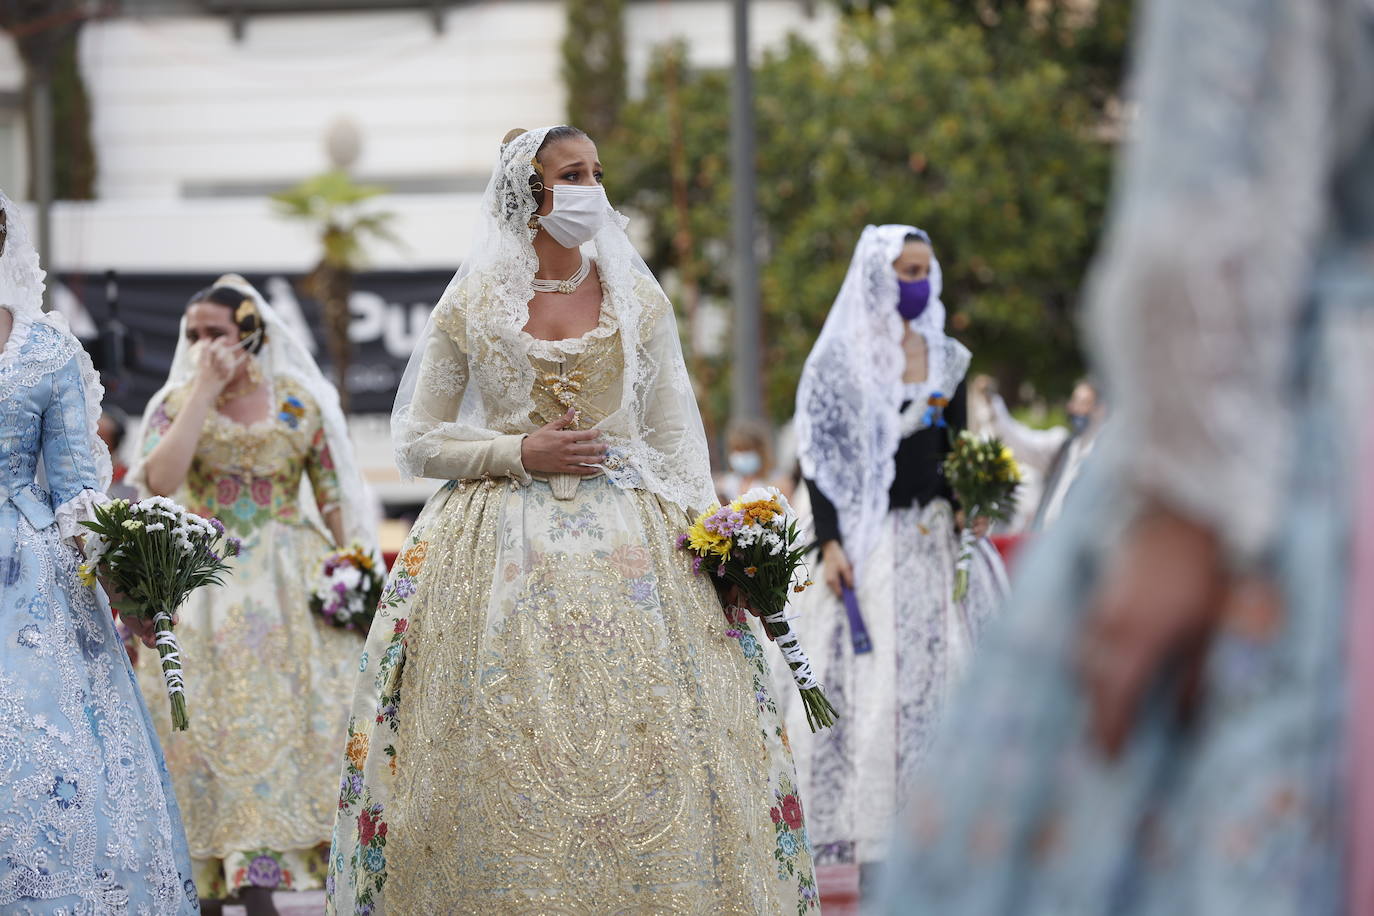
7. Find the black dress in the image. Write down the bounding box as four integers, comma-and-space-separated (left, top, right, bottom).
807, 381, 968, 548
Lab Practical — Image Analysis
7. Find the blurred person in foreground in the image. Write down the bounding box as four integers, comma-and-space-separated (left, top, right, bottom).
785, 224, 1008, 893
325, 126, 816, 913
880, 0, 1374, 913
984, 377, 1106, 533
129, 275, 377, 916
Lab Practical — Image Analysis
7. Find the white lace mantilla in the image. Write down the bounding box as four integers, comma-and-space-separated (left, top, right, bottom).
391, 127, 715, 514
796, 223, 966, 572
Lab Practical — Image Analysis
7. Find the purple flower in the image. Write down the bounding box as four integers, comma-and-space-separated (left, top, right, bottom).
393, 577, 418, 599
225, 537, 243, 558
334, 582, 349, 595
209, 517, 225, 535
350, 773, 364, 794
674, 533, 689, 549
715, 564, 726, 578
703, 507, 746, 538
245, 854, 282, 888
629, 580, 654, 602
691, 556, 704, 575
725, 628, 742, 639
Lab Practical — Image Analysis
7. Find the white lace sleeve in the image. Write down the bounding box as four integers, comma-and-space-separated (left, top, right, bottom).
1085, 0, 1337, 564
398, 320, 530, 484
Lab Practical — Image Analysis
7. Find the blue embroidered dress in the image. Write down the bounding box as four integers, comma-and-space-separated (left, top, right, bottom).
0, 309, 199, 914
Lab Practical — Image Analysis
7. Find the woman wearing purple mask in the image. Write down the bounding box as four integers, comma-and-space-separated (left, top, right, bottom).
784, 224, 1009, 894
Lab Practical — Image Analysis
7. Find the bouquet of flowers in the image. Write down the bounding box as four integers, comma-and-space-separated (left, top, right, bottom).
943, 431, 1021, 600
678, 486, 838, 733
80, 496, 240, 730
310, 546, 385, 632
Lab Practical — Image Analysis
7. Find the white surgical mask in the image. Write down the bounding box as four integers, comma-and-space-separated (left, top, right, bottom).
728, 450, 763, 477
538, 184, 610, 249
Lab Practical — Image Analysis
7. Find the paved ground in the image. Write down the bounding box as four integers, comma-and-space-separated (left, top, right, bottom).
217, 878, 860, 914
222, 891, 325, 916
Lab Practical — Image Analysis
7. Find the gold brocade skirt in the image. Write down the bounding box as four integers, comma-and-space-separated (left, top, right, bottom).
331, 476, 818, 915
136, 519, 360, 885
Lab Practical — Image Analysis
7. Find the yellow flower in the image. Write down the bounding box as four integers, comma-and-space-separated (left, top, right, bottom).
121, 519, 144, 531
78, 564, 96, 587
686, 515, 730, 558
740, 498, 783, 526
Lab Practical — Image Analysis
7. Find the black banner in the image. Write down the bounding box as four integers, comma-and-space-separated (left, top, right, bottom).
62, 269, 455, 416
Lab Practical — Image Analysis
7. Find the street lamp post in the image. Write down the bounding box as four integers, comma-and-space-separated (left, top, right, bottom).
729, 0, 764, 423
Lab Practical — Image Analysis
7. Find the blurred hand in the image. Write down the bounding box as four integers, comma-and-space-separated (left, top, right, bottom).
821, 540, 854, 598
970, 516, 990, 539
191, 339, 246, 399
722, 585, 776, 640
521, 408, 606, 475
1077, 506, 1229, 758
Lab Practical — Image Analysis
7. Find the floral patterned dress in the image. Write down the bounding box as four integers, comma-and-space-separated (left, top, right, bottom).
327, 283, 819, 915
135, 377, 362, 899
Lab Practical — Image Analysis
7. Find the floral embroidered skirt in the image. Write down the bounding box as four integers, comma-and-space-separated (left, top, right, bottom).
327, 476, 819, 915
136, 520, 362, 896
778, 498, 1007, 866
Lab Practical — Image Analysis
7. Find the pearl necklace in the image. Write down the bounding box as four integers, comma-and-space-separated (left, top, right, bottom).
532, 254, 591, 295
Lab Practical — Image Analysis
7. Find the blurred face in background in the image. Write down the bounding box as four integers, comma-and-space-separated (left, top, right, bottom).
185, 301, 251, 385
1067, 381, 1102, 433
893, 239, 932, 282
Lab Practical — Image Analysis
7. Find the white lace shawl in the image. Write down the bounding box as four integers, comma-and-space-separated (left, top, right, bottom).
0, 190, 112, 540
128, 275, 379, 554
795, 224, 969, 574
391, 127, 716, 515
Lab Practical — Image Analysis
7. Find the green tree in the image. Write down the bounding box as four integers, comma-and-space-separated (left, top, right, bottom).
0, 1, 97, 200
610, 0, 1131, 428
562, 0, 627, 139
272, 171, 397, 411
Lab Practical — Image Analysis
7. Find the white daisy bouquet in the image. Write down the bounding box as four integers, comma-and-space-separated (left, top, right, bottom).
310, 546, 384, 632
80, 496, 240, 730
678, 486, 838, 732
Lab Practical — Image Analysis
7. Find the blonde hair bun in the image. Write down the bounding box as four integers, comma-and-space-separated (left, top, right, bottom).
502, 128, 528, 145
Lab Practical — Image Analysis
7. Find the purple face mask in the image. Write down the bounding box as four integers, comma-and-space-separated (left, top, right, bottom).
897, 278, 930, 321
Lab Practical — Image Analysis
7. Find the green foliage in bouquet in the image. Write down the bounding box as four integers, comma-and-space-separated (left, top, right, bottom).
943, 431, 1021, 600
680, 488, 839, 732
943, 431, 1022, 524
81, 497, 239, 729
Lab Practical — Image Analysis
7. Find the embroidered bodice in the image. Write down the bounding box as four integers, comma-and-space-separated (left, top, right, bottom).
142, 378, 341, 535
0, 314, 107, 536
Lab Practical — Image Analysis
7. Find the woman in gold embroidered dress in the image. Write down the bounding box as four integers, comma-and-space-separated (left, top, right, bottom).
325, 126, 819, 915
129, 275, 378, 916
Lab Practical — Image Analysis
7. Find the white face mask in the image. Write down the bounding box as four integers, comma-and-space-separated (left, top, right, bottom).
538, 184, 610, 249
728, 450, 763, 477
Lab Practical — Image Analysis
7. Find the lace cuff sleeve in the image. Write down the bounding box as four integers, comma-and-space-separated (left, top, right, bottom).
398, 320, 531, 484
1086, 0, 1336, 564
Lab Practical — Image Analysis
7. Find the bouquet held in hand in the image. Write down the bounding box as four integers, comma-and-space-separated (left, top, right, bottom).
678, 486, 838, 732
943, 431, 1020, 600
80, 496, 239, 730
310, 546, 384, 632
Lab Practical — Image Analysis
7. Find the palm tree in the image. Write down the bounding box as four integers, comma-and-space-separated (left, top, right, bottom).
272, 170, 397, 411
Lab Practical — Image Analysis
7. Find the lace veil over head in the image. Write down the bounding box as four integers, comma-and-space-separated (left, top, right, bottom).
391, 126, 716, 514
0, 190, 113, 520
795, 223, 967, 574
128, 275, 378, 553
